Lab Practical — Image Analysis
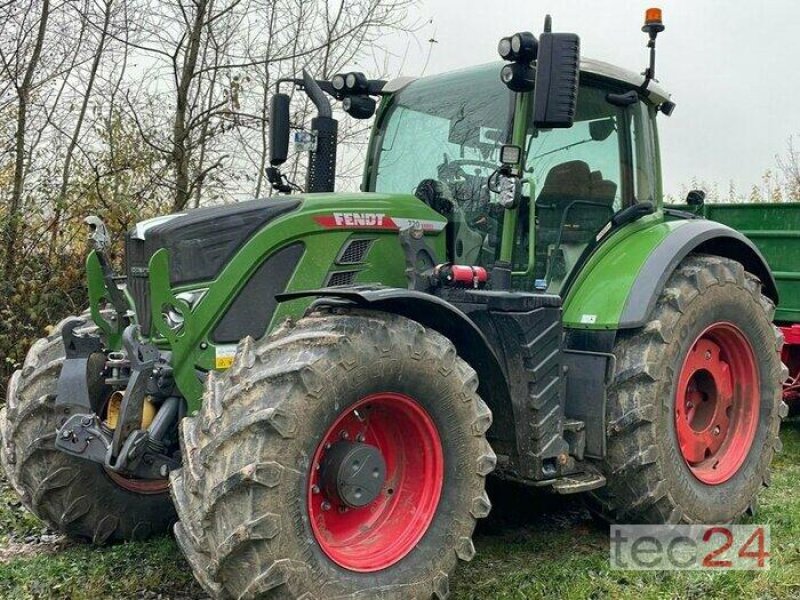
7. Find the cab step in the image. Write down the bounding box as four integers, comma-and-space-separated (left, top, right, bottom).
551, 471, 607, 495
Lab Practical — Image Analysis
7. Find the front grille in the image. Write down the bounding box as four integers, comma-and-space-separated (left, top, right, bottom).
327, 271, 358, 287
125, 236, 153, 335
337, 239, 373, 265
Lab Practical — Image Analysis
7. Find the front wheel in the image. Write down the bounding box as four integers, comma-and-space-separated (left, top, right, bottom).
589, 255, 788, 524
171, 310, 495, 599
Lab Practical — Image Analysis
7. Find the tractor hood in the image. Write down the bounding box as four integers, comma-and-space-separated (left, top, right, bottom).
125, 197, 302, 287
124, 192, 446, 338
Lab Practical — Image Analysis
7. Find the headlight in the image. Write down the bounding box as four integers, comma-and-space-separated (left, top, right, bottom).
162, 305, 185, 330
344, 72, 367, 93
498, 31, 538, 63
497, 37, 512, 60
332, 74, 346, 91
161, 289, 207, 331
342, 95, 377, 119
500, 62, 535, 92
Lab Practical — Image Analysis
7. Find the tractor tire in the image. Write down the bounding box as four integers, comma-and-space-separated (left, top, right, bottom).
0, 315, 175, 543
170, 309, 495, 600
589, 255, 789, 524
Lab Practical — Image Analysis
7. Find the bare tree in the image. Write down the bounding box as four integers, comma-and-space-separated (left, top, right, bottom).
778, 135, 800, 201
1, 0, 52, 274
48, 0, 117, 256
115, 0, 414, 209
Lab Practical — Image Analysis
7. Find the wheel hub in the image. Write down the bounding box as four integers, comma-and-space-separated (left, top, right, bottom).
319, 441, 387, 508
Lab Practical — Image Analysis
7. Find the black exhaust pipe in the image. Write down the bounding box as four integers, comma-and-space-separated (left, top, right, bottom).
302, 70, 338, 193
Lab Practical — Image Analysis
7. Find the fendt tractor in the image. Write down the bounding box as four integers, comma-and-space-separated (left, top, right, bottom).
1, 9, 794, 600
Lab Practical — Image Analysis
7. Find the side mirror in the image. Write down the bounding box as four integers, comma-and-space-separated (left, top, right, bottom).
686, 189, 706, 206
269, 93, 291, 166
532, 32, 580, 129
589, 118, 615, 141
496, 174, 521, 209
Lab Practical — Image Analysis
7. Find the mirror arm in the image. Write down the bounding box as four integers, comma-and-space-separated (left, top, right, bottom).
302, 70, 332, 118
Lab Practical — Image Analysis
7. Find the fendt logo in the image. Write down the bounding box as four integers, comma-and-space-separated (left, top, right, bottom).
314, 212, 390, 229
334, 212, 385, 226
314, 212, 447, 232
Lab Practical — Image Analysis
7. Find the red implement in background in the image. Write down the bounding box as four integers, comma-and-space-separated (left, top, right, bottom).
780, 325, 800, 413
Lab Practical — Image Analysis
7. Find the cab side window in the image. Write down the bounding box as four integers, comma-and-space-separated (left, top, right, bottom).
526, 84, 627, 290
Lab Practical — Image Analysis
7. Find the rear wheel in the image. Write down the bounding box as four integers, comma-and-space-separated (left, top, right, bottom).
0, 316, 175, 542
589, 255, 788, 523
171, 309, 495, 599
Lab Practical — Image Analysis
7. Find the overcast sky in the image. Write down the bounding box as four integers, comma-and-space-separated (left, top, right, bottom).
374, 0, 800, 199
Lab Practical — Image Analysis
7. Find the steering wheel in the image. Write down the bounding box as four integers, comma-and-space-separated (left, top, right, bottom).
437, 158, 499, 183
414, 179, 455, 217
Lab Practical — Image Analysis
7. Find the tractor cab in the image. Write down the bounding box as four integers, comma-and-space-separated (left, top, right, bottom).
268, 12, 674, 297
364, 58, 669, 293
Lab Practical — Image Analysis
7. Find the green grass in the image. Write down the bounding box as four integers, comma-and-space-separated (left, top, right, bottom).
1, 420, 798, 600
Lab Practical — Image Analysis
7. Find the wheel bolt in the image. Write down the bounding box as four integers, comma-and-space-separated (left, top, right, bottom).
705, 351, 712, 360
311, 484, 320, 494
340, 431, 349, 440
687, 402, 694, 410
324, 443, 331, 450
321, 500, 331, 511
356, 433, 365, 442
338, 506, 348, 514
713, 426, 721, 436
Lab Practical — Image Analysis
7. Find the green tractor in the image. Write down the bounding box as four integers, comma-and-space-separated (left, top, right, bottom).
1, 10, 789, 599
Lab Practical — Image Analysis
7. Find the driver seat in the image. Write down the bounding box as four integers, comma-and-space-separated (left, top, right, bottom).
536, 160, 616, 245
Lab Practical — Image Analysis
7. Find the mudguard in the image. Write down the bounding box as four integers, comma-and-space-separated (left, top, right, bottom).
562, 217, 778, 331
277, 286, 507, 389
277, 285, 517, 452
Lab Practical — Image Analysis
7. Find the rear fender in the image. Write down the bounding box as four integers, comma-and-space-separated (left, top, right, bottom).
562, 218, 778, 331
618, 221, 778, 328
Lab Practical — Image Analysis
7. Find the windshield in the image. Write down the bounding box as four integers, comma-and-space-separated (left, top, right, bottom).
371, 64, 513, 266
372, 64, 510, 195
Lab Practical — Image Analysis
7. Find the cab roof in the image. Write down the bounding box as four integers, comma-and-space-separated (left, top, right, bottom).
383, 58, 672, 107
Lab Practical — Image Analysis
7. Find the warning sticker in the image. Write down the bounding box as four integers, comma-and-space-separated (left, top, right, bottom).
215, 345, 238, 369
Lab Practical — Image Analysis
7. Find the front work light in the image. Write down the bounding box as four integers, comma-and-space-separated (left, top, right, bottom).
499, 144, 522, 166
342, 95, 377, 119
498, 31, 538, 63
331, 74, 346, 92
345, 72, 368, 93
500, 63, 535, 93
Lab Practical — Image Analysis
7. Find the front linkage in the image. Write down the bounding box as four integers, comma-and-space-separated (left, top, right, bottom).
55, 320, 181, 480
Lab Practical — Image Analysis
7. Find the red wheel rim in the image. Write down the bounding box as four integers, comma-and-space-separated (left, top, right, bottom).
307, 392, 444, 572
675, 323, 760, 485
105, 469, 170, 494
